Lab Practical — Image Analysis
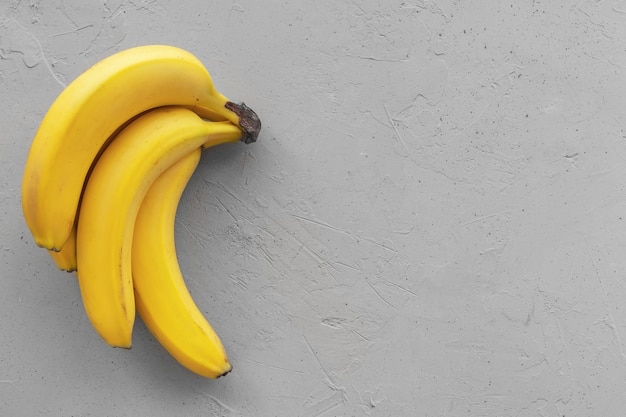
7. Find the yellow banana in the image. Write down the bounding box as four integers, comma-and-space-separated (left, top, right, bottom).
76, 106, 242, 348
22, 44, 260, 251
133, 148, 231, 378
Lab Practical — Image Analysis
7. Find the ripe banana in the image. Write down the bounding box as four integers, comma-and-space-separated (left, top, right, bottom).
76, 106, 242, 348
22, 44, 260, 251
133, 148, 231, 378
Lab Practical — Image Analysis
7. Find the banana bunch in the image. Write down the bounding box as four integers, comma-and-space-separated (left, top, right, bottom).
21, 45, 261, 378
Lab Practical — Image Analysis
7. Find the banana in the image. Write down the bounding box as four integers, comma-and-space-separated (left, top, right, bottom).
76, 106, 242, 348
22, 44, 260, 251
133, 148, 231, 378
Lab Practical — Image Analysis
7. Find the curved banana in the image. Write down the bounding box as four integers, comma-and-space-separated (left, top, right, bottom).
22, 44, 260, 251
76, 106, 242, 348
133, 148, 231, 378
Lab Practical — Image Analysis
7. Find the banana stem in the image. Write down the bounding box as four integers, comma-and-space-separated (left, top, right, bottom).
225, 102, 261, 144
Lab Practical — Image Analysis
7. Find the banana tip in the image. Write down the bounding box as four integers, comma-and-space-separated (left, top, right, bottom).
216, 363, 233, 378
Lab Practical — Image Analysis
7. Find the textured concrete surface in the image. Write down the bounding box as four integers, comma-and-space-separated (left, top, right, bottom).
2, 1, 626, 416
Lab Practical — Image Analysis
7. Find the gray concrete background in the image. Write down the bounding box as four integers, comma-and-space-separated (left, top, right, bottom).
2, 1, 626, 416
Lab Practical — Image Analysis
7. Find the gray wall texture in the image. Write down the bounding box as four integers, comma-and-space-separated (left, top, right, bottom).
2, 1, 626, 416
